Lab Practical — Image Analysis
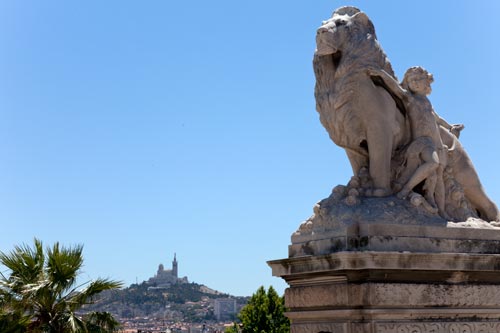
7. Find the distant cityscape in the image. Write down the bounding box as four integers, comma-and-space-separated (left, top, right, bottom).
89, 254, 248, 333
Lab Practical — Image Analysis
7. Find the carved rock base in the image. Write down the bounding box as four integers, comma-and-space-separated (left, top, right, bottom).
268, 252, 500, 333
290, 220, 500, 257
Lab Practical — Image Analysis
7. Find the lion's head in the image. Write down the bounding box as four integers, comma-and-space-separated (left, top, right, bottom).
315, 6, 376, 56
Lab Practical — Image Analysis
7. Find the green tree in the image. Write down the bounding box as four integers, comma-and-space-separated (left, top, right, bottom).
0, 239, 122, 333
226, 286, 289, 333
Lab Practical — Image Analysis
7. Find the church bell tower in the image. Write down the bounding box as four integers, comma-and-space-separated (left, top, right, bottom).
172, 253, 178, 278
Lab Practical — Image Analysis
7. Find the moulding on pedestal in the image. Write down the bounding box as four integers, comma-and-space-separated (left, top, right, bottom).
269, 252, 500, 333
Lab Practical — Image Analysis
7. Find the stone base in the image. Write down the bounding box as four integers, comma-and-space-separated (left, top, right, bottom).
287, 315, 500, 333
290, 221, 500, 257
268, 251, 500, 333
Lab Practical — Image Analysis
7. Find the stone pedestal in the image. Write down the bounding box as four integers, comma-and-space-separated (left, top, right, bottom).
268, 226, 500, 333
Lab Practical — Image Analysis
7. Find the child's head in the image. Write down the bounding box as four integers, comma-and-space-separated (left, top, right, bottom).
402, 66, 434, 95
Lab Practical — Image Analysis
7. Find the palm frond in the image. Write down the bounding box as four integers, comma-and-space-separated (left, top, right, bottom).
68, 278, 122, 309
46, 242, 84, 294
84, 311, 121, 332
64, 312, 87, 333
0, 238, 45, 288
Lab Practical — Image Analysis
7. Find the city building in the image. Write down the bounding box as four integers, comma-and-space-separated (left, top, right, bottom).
213, 298, 237, 321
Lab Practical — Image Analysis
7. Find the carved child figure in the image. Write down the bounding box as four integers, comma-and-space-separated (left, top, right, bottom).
367, 66, 450, 217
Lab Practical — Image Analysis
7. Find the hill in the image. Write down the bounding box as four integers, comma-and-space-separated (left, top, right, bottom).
85, 281, 248, 323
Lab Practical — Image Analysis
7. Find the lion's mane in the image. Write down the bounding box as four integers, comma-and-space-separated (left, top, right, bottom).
313, 8, 397, 151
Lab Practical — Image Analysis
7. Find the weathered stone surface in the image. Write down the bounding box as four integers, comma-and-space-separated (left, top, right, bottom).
289, 320, 500, 333
290, 186, 500, 257
270, 252, 500, 285
289, 4, 500, 257
286, 310, 500, 333
269, 252, 500, 332
313, 5, 499, 221
269, 5, 500, 332
285, 283, 500, 309
292, 323, 347, 333
290, 220, 500, 257
374, 322, 500, 333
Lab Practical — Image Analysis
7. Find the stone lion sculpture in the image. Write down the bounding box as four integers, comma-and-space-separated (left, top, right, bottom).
314, 6, 410, 197
313, 6, 499, 221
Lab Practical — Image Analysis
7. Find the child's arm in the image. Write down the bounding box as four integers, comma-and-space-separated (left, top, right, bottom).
366, 67, 407, 100
433, 110, 452, 129
433, 110, 464, 138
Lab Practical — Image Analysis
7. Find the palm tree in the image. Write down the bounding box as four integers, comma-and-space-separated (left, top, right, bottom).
0, 239, 122, 333
82, 311, 120, 333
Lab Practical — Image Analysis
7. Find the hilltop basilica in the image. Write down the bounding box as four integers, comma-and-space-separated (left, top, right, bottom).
147, 254, 189, 288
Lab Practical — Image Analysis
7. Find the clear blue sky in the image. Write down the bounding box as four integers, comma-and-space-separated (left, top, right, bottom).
2, 1, 500, 297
